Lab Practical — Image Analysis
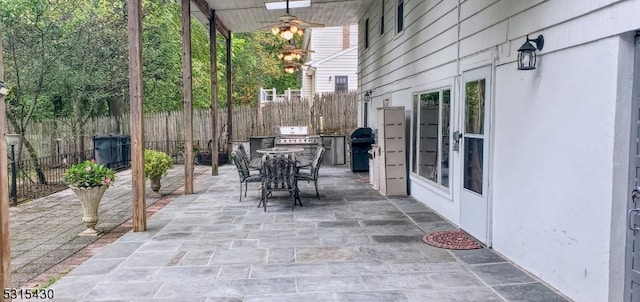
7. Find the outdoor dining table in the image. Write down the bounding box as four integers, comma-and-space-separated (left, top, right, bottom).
256, 147, 310, 168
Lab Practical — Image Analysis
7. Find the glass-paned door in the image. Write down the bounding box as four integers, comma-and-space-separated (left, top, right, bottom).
459, 66, 492, 244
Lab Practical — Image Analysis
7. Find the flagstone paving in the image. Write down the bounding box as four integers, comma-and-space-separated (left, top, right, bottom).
11, 164, 572, 301
8, 165, 210, 288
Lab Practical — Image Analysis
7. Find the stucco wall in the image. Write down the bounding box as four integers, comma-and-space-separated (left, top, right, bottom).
493, 37, 619, 302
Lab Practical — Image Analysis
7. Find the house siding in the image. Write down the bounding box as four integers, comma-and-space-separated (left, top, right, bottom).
358, 0, 638, 301
315, 48, 358, 93
302, 24, 359, 98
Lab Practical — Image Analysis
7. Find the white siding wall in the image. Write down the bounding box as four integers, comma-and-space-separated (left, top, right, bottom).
315, 48, 358, 93
304, 24, 359, 95
358, 0, 639, 301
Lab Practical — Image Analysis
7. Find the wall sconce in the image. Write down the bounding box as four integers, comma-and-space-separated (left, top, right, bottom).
364, 90, 371, 102
328, 75, 332, 81
517, 34, 544, 70
0, 81, 9, 96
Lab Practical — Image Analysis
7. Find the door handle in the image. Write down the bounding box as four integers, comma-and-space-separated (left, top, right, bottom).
453, 131, 463, 152
629, 208, 640, 231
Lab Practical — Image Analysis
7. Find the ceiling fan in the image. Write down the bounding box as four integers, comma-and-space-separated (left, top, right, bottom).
277, 43, 314, 62
261, 0, 325, 40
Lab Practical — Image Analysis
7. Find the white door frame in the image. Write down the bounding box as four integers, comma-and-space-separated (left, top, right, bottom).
625, 34, 640, 302
458, 65, 493, 245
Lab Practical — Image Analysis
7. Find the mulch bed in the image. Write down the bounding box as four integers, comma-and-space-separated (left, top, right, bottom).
422, 230, 482, 250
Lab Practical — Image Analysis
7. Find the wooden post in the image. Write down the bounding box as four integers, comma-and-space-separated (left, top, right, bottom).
128, 0, 146, 232
0, 24, 13, 297
226, 34, 233, 157
210, 10, 218, 176
182, 0, 194, 194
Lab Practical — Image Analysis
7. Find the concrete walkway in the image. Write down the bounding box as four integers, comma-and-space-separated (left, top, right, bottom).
14, 164, 571, 302
9, 164, 210, 287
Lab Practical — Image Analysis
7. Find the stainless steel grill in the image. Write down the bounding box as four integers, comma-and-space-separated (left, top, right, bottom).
275, 126, 321, 160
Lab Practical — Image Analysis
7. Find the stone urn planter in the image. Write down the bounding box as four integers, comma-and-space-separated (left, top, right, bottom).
71, 186, 107, 236
145, 149, 174, 194
63, 160, 116, 237
150, 175, 162, 192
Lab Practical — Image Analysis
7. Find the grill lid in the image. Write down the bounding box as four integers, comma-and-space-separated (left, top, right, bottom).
277, 126, 308, 136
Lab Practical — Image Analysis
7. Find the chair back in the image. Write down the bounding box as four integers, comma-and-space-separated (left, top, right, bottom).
237, 143, 252, 167
310, 146, 325, 179
262, 157, 296, 190
231, 150, 251, 180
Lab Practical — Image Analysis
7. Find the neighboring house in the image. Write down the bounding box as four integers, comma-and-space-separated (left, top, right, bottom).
301, 25, 358, 99
358, 1, 640, 302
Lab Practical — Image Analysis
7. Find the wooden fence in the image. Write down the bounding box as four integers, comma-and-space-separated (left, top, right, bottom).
10, 91, 358, 157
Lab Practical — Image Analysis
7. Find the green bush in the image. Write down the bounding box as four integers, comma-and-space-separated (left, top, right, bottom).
144, 149, 174, 179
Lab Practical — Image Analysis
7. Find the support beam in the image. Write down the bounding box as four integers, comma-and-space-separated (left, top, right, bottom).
192, 0, 230, 39
226, 32, 233, 158
127, 0, 146, 232
182, 0, 194, 194
0, 24, 13, 297
210, 10, 219, 176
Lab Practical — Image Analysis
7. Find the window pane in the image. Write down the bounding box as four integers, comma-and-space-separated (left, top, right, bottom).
380, 0, 385, 35
412, 94, 418, 173
397, 0, 404, 33
465, 79, 485, 134
335, 76, 348, 92
419, 92, 439, 182
440, 89, 450, 187
365, 18, 369, 48
463, 137, 483, 194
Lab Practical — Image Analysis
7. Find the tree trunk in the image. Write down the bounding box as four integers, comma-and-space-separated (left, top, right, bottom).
6, 112, 47, 184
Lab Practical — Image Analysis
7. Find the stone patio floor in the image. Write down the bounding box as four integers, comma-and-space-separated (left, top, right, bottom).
10, 164, 572, 301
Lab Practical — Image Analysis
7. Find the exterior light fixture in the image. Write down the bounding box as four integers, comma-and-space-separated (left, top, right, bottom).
364, 90, 371, 102
517, 34, 544, 70
0, 81, 8, 96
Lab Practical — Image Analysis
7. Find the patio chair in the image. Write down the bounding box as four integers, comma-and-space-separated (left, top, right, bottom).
296, 146, 325, 199
259, 156, 301, 212
237, 143, 261, 171
231, 150, 263, 202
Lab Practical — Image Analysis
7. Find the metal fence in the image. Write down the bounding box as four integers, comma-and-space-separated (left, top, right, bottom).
6, 140, 218, 205
8, 150, 94, 205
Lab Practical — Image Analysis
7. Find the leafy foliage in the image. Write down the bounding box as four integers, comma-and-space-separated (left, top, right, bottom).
144, 149, 174, 179
63, 160, 116, 188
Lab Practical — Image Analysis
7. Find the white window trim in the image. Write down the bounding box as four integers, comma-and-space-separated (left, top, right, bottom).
394, 0, 405, 38
411, 86, 452, 195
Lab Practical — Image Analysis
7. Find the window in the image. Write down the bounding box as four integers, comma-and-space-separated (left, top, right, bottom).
335, 76, 348, 92
380, 0, 385, 35
412, 88, 450, 188
396, 0, 404, 34
364, 18, 370, 48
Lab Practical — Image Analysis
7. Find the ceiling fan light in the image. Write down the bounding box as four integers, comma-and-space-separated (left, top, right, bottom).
282, 30, 294, 40
284, 54, 293, 61
277, 53, 284, 59
271, 27, 280, 35
297, 29, 304, 36
290, 25, 298, 33
295, 53, 301, 60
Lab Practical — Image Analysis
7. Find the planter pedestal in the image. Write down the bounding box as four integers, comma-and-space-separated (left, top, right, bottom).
150, 176, 162, 192
71, 186, 107, 236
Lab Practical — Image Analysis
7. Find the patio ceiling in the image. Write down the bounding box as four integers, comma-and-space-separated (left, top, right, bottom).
190, 0, 371, 33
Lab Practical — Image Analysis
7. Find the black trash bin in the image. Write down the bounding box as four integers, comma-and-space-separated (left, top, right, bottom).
93, 134, 131, 170
349, 127, 375, 172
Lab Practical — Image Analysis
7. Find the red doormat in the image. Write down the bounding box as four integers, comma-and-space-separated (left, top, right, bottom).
422, 230, 482, 250
354, 178, 370, 183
